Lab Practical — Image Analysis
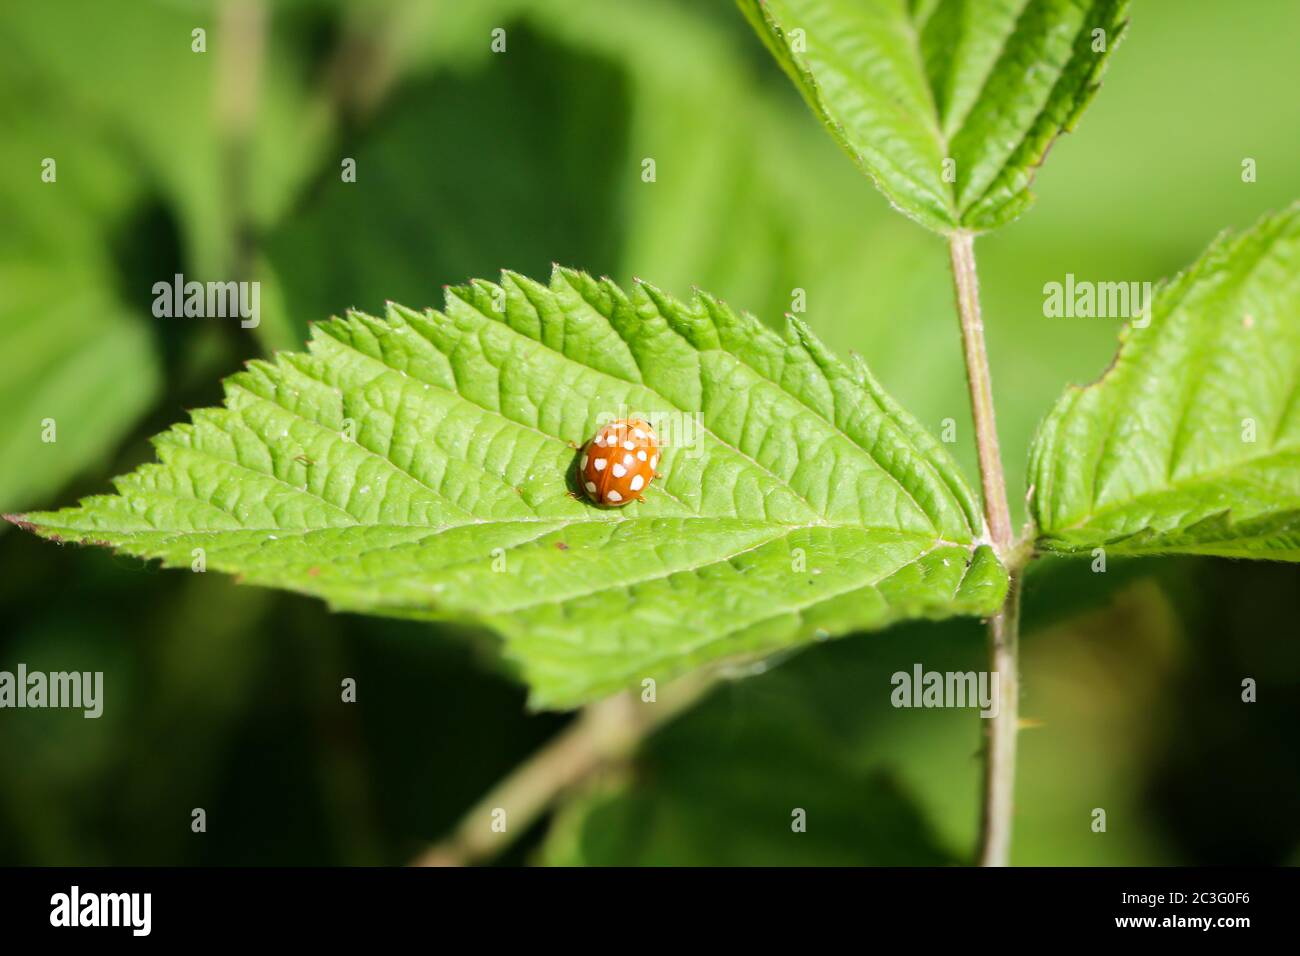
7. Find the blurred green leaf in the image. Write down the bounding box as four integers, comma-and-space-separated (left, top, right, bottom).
0, 263, 162, 514
737, 0, 1129, 233
0, 61, 162, 513
2, 0, 229, 272
1031, 204, 1300, 559
10, 270, 1005, 708
545, 764, 955, 866
264, 19, 631, 340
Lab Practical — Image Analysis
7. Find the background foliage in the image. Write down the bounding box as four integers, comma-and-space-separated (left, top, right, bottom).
1, 0, 1297, 865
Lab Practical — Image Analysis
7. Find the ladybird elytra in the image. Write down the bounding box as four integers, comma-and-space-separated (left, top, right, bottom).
579, 417, 659, 507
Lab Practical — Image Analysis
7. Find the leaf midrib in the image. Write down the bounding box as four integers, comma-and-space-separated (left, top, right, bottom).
32, 514, 968, 546
199, 286, 975, 541
1055, 444, 1300, 534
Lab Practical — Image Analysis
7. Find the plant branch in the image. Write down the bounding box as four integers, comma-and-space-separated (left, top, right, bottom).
412, 674, 714, 867
947, 230, 1022, 867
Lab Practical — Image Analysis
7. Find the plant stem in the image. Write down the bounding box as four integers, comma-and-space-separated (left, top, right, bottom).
412, 675, 713, 866
947, 230, 1022, 867
215, 0, 265, 280
977, 566, 1022, 866
947, 232, 1013, 552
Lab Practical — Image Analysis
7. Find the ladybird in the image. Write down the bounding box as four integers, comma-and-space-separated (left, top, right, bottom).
579, 418, 660, 507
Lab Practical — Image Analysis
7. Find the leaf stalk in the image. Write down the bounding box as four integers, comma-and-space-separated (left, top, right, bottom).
947, 230, 1022, 867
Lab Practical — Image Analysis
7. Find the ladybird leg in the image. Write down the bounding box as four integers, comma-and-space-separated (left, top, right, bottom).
566, 439, 579, 450
565, 489, 581, 500
634, 493, 646, 503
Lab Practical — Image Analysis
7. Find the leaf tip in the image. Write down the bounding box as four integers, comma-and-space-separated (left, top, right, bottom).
2, 513, 36, 534
3, 512, 68, 545
783, 312, 824, 352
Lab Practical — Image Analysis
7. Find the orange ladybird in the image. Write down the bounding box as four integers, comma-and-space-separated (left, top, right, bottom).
579, 418, 659, 507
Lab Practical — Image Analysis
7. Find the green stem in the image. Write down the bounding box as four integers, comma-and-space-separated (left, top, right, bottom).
947, 231, 1022, 867
948, 232, 1014, 552
977, 566, 1022, 866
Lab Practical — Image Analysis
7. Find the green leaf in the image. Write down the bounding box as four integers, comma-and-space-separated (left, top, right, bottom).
8, 270, 1006, 708
738, 0, 1129, 233
0, 262, 162, 514
545, 766, 954, 866
0, 58, 162, 514
1030, 204, 1300, 560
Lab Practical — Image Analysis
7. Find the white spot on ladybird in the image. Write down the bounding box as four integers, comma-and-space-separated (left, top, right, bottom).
594, 458, 607, 471
585, 481, 597, 493
613, 463, 627, 477
623, 441, 634, 451
630, 474, 645, 491
606, 490, 623, 503
580, 454, 588, 469
623, 453, 634, 467
636, 449, 647, 461
650, 454, 659, 469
